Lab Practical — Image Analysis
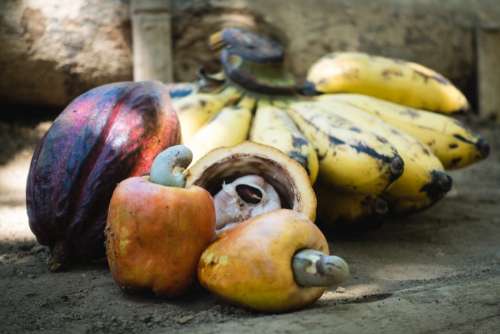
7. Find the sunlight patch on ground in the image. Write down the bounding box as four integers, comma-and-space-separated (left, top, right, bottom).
322, 283, 382, 300
0, 149, 34, 242
0, 205, 34, 242
0, 150, 31, 204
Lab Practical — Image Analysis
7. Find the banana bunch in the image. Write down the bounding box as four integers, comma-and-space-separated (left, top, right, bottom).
171, 85, 321, 183
309, 95, 453, 215
170, 28, 489, 229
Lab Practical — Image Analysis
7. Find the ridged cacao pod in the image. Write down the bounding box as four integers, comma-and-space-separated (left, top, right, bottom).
26, 81, 180, 271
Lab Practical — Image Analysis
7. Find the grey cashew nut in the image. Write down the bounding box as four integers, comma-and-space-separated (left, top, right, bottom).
150, 145, 193, 188
292, 249, 350, 287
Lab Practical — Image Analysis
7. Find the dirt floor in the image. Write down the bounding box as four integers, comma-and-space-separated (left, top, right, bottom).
0, 118, 499, 334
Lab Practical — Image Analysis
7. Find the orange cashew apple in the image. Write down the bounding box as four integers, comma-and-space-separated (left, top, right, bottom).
106, 145, 215, 297
198, 209, 349, 312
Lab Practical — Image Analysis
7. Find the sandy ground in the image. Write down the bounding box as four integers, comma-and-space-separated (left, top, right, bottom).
0, 119, 499, 334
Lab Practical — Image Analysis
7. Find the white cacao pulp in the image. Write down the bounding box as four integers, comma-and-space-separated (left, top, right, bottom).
213, 175, 281, 232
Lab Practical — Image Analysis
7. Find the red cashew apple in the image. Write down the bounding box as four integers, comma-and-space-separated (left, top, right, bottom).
106, 145, 216, 297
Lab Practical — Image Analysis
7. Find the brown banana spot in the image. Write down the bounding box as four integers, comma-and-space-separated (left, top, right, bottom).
381, 69, 403, 79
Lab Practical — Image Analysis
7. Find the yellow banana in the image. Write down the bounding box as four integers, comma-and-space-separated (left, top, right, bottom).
250, 99, 319, 183
315, 184, 388, 226
173, 86, 241, 144
315, 96, 452, 212
307, 52, 469, 114
187, 95, 255, 162
279, 99, 404, 195
325, 94, 489, 170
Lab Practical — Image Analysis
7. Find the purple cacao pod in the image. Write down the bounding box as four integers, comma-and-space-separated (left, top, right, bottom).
26, 81, 180, 271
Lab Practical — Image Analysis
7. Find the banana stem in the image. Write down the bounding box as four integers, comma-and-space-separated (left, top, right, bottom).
197, 68, 225, 92
211, 28, 285, 63
292, 249, 349, 287
150, 145, 193, 188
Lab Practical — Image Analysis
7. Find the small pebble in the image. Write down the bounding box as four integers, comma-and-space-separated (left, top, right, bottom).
176, 315, 194, 324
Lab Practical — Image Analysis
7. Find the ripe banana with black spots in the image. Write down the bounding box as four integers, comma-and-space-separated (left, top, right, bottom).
280, 99, 404, 195
315, 184, 388, 226
187, 95, 255, 162
306, 52, 469, 114
325, 94, 489, 170
250, 99, 319, 183
173, 86, 241, 144
315, 96, 452, 213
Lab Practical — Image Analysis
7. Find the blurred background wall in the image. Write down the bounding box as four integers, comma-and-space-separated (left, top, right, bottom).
1, 0, 499, 117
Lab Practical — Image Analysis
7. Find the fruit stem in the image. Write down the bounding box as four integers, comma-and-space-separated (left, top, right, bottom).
150, 145, 193, 188
197, 68, 226, 92
292, 249, 349, 287
49, 240, 67, 272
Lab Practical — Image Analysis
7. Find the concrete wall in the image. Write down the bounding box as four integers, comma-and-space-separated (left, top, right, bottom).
1, 0, 499, 116
0, 0, 132, 108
